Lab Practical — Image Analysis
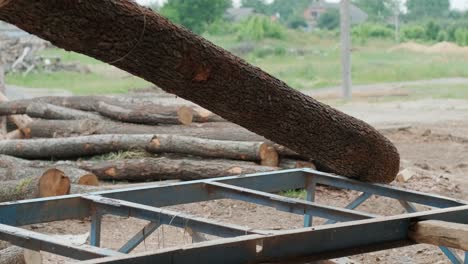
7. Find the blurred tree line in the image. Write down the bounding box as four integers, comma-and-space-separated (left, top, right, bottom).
154, 0, 468, 46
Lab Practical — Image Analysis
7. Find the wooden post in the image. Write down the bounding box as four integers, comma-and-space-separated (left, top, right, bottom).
340, 0, 352, 100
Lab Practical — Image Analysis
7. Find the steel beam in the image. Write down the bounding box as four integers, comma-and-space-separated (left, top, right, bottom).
305, 169, 467, 208
82, 195, 269, 238
325, 192, 372, 225
119, 221, 161, 253
205, 182, 375, 222
79, 205, 468, 264
0, 223, 122, 260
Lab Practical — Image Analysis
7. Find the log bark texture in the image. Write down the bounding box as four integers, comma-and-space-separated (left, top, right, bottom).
0, 1, 400, 182
76, 157, 276, 181
0, 171, 70, 202
0, 135, 150, 159
0, 92, 32, 129
22, 119, 265, 141
26, 103, 103, 120
148, 135, 278, 166
409, 220, 468, 251
0, 155, 98, 185
96, 101, 192, 125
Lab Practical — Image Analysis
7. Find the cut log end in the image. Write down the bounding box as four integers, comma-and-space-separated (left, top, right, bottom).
258, 143, 279, 167
177, 106, 193, 125
38, 168, 71, 197
76, 173, 99, 186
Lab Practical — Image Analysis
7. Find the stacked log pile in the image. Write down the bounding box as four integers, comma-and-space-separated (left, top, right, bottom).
0, 93, 316, 201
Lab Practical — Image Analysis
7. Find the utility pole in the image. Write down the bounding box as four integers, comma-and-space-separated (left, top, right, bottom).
340, 0, 352, 100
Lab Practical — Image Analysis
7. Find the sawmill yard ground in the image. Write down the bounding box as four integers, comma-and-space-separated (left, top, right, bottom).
6, 35, 468, 263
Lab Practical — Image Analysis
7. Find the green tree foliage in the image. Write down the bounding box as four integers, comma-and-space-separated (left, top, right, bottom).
270, 0, 310, 23
160, 0, 232, 33
237, 15, 286, 41
353, 0, 392, 21
317, 9, 340, 30
406, 0, 450, 19
241, 0, 271, 15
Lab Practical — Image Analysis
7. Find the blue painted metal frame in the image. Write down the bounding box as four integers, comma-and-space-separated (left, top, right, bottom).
0, 169, 466, 263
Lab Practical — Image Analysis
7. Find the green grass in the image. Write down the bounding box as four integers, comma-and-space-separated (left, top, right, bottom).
280, 189, 307, 199
405, 84, 468, 100
6, 71, 150, 95
207, 32, 468, 91
7, 31, 468, 96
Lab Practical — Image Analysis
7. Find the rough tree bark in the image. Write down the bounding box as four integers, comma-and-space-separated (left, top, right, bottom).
75, 157, 276, 181
0, 0, 400, 182
0, 170, 70, 203
147, 135, 278, 166
0, 92, 32, 130
0, 155, 98, 185
96, 101, 192, 125
22, 119, 265, 141
25, 103, 104, 120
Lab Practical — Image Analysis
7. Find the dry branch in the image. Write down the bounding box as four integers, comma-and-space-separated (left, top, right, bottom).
0, 0, 400, 182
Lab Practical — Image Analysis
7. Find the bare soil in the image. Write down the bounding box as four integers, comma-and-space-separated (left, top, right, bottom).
18, 97, 468, 263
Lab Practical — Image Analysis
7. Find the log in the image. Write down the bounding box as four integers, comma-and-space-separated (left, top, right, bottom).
96, 101, 192, 125
5, 129, 23, 139
0, 170, 70, 202
0, 0, 400, 182
147, 135, 278, 166
0, 135, 151, 159
22, 119, 265, 141
25, 102, 104, 120
0, 247, 41, 264
0, 155, 98, 185
0, 134, 279, 165
0, 92, 32, 129
76, 157, 277, 181
409, 220, 468, 251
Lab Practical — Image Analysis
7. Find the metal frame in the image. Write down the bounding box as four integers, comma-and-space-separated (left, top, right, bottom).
0, 169, 466, 263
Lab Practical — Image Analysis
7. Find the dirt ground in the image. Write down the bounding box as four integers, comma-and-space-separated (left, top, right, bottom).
21, 97, 468, 264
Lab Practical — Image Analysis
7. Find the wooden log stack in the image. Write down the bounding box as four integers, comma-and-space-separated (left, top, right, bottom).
0, 94, 316, 199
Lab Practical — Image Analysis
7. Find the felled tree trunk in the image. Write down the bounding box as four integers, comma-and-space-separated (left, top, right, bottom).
0, 92, 32, 130
147, 135, 278, 166
0, 135, 150, 159
22, 119, 265, 141
96, 101, 192, 125
0, 155, 98, 185
76, 157, 276, 181
0, 0, 400, 182
0, 170, 70, 202
26, 103, 103, 120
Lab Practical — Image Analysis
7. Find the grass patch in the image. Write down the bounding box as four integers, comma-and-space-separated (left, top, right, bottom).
6, 71, 150, 95
280, 189, 306, 199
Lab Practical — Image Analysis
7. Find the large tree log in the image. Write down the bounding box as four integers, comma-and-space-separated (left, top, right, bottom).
0, 92, 32, 129
75, 157, 276, 181
0, 155, 98, 185
0, 1, 400, 182
26, 102, 103, 120
0, 134, 278, 165
22, 119, 265, 141
0, 170, 70, 202
96, 101, 192, 125
148, 135, 278, 166
409, 220, 468, 251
